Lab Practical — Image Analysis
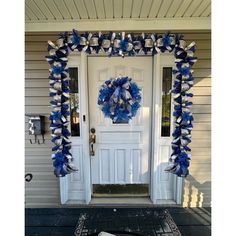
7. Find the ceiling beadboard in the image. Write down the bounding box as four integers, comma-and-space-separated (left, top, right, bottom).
25, 0, 211, 22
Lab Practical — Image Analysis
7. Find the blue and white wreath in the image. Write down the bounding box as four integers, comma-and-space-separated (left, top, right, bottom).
98, 76, 141, 123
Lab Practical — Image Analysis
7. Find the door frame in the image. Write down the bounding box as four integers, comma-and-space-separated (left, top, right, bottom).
150, 54, 183, 204
87, 55, 153, 194
60, 52, 183, 205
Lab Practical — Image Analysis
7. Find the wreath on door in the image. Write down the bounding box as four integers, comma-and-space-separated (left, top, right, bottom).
98, 76, 142, 122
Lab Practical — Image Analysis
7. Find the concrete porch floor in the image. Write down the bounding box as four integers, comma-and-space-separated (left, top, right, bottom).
25, 207, 211, 236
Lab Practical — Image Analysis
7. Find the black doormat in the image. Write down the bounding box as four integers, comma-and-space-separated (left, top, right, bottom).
74, 208, 181, 236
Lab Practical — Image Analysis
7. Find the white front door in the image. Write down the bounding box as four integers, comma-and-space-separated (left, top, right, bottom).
88, 57, 152, 193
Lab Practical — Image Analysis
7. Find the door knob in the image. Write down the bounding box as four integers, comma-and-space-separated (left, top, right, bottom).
90, 128, 96, 156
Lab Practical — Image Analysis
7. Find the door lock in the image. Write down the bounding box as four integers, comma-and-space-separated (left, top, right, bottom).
90, 128, 96, 156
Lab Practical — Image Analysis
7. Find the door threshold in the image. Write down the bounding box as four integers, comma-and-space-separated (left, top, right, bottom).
90, 197, 153, 206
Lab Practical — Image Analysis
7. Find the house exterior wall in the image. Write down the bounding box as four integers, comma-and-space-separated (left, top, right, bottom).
25, 31, 211, 208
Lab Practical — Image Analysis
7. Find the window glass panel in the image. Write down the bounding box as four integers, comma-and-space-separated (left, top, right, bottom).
68, 67, 80, 136
161, 67, 172, 137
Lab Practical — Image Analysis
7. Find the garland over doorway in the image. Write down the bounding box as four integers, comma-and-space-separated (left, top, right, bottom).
46, 30, 197, 178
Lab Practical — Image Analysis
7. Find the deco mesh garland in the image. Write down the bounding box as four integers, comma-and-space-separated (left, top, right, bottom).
98, 76, 141, 123
46, 30, 197, 177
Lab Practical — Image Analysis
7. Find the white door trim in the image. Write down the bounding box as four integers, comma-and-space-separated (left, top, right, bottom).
60, 53, 183, 205
81, 52, 92, 204
59, 52, 91, 204
151, 54, 183, 204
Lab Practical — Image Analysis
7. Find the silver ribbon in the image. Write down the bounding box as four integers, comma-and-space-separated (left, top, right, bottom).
79, 37, 87, 46
181, 83, 191, 91
90, 37, 99, 46
113, 39, 121, 48
178, 40, 187, 49
144, 38, 153, 48
102, 39, 111, 49
56, 38, 64, 48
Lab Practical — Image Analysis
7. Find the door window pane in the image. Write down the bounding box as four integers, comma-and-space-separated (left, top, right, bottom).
161, 67, 172, 137
69, 67, 80, 136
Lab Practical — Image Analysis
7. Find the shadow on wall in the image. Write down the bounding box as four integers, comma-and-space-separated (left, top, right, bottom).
182, 175, 211, 207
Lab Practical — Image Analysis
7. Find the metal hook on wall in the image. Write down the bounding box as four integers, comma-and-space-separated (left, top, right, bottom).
30, 136, 37, 144
38, 134, 45, 144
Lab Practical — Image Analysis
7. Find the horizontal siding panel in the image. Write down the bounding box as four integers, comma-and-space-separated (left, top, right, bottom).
25, 79, 49, 88
193, 114, 211, 122
192, 105, 211, 114
25, 42, 48, 52
25, 141, 52, 149
25, 88, 49, 97
183, 33, 211, 40
194, 78, 211, 87
194, 50, 211, 59
25, 196, 60, 205
25, 61, 49, 70
25, 35, 59, 42
193, 69, 211, 78
26, 180, 58, 188
189, 163, 211, 173
25, 97, 50, 105
25, 188, 59, 196
184, 174, 211, 183
25, 172, 58, 181
189, 165, 211, 176
186, 171, 211, 180
192, 60, 211, 69
193, 114, 211, 123
191, 147, 211, 156
26, 148, 51, 156
192, 131, 211, 139
186, 40, 211, 50
25, 52, 47, 61
192, 96, 211, 105
25, 164, 54, 172
25, 105, 50, 114
193, 123, 211, 131
192, 87, 211, 95
25, 70, 49, 79
190, 155, 211, 163
25, 133, 51, 140
190, 139, 211, 148
25, 155, 53, 164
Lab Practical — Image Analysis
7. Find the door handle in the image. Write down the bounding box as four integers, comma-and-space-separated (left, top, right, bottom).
90, 128, 96, 156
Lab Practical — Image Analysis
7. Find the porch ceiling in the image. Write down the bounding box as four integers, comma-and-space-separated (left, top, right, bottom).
25, 0, 211, 32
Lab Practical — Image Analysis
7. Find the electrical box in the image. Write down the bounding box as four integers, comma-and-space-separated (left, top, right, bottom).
28, 115, 45, 135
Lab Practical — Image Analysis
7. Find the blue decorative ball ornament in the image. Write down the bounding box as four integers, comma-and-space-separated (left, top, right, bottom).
98, 76, 142, 123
